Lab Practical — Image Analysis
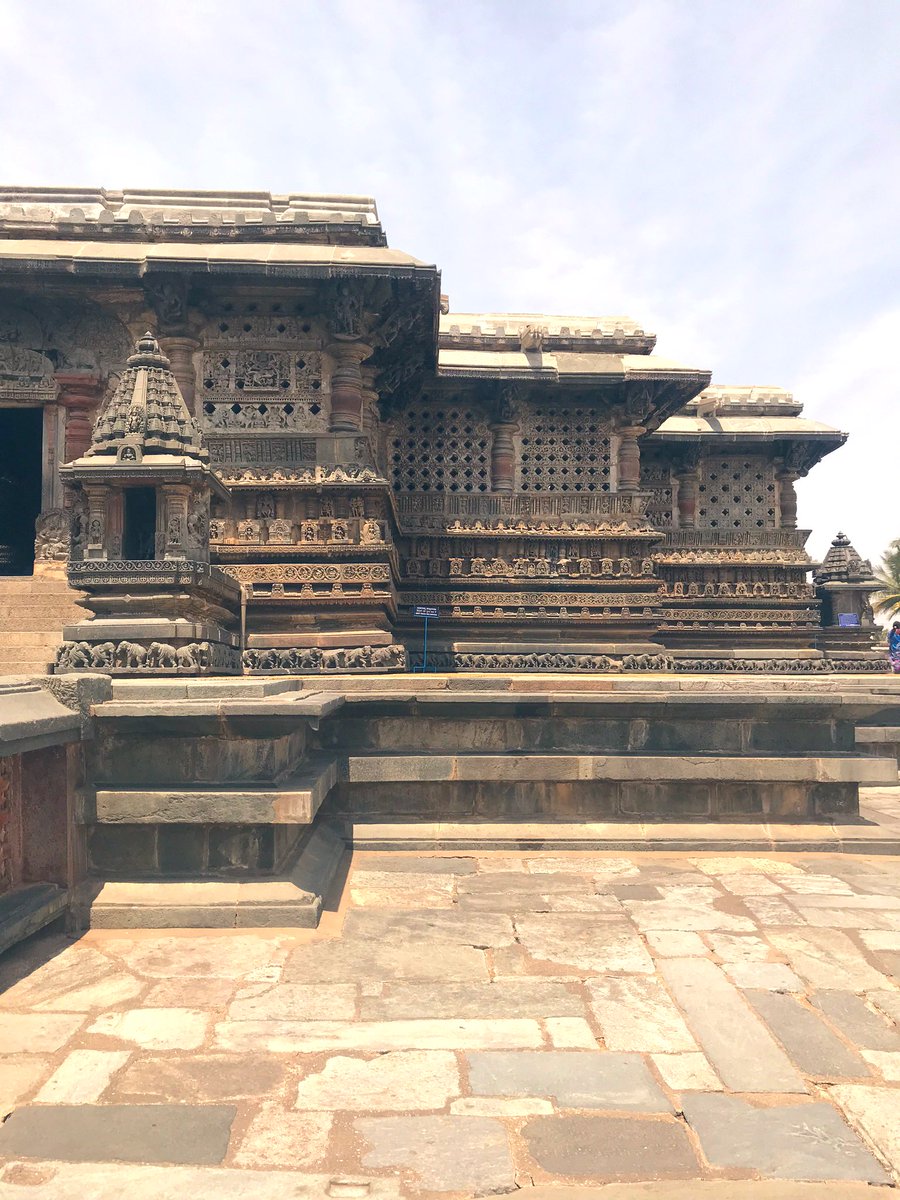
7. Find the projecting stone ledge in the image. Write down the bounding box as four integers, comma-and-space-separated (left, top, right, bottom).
78, 822, 345, 929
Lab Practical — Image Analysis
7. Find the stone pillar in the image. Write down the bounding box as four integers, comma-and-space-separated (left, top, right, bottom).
158, 336, 199, 414
777, 470, 800, 529
675, 468, 700, 529
57, 373, 103, 464
489, 422, 518, 493
161, 486, 190, 560
616, 425, 645, 492
328, 342, 372, 433
83, 485, 109, 560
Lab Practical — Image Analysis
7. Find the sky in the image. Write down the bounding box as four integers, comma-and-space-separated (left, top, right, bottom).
1, 0, 898, 566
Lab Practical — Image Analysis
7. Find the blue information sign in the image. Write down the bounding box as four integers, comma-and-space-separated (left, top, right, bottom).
412, 606, 439, 670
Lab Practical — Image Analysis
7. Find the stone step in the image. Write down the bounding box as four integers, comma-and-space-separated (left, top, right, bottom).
0, 660, 52, 676
0, 882, 68, 956
79, 822, 346, 929
0, 577, 80, 594
0, 631, 68, 647
0, 615, 80, 630
90, 754, 338, 825
342, 753, 896, 785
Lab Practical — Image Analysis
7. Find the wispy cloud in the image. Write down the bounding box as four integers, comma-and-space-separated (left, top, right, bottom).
1, 0, 898, 561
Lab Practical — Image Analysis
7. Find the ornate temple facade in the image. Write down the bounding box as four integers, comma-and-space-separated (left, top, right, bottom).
0, 187, 881, 673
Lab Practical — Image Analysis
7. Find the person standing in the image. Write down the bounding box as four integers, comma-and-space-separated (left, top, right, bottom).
889, 622, 900, 673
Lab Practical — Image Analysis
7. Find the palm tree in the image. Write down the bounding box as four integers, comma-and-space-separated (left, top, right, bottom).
873, 539, 900, 621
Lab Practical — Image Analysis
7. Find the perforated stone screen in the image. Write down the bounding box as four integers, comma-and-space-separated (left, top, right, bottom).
389, 402, 491, 493
698, 456, 777, 529
518, 404, 611, 492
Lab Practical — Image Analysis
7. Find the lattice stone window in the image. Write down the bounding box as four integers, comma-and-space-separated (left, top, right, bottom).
642, 463, 674, 528
389, 402, 491, 493
518, 405, 611, 492
698, 456, 777, 529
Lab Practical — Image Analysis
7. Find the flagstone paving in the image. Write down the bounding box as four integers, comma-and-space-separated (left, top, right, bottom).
2, 850, 900, 1196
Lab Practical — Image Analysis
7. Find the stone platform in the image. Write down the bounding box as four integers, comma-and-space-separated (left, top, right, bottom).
67, 672, 900, 929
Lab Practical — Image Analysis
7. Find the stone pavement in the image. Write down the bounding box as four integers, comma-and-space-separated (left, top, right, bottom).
2, 850, 900, 1196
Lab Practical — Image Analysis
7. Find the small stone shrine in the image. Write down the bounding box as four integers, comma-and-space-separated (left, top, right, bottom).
56, 332, 241, 673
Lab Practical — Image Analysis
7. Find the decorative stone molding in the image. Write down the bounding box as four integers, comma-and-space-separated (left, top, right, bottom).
407, 651, 675, 672
243, 644, 406, 672
55, 639, 240, 674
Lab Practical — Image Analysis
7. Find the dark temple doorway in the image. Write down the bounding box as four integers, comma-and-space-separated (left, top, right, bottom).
0, 408, 43, 575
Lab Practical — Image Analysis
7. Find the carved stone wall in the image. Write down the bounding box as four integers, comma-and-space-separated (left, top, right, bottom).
198, 306, 328, 435
517, 402, 612, 493
388, 399, 491, 493
697, 456, 777, 530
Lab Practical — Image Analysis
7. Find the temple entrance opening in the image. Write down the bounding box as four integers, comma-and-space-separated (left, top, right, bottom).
0, 407, 42, 575
123, 487, 157, 560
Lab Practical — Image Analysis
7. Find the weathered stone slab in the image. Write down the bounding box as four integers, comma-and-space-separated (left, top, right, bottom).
514, 915, 654, 973
0, 946, 133, 1011
522, 1114, 698, 1178
812, 991, 900, 1051
645, 930, 707, 957
94, 936, 285, 979
767, 930, 890, 991
705, 933, 769, 961
651, 1052, 722, 1091
88, 1008, 209, 1050
281, 940, 488, 983
861, 1050, 900, 1080
215, 1018, 543, 1052
545, 1017, 597, 1048
0, 1055, 51, 1116
466, 1050, 671, 1111
359, 980, 586, 1021
294, 1050, 458, 1110
624, 898, 755, 932
658, 959, 807, 1093
745, 991, 872, 1080
232, 1107, 332, 1170
357, 1114, 515, 1193
682, 1094, 890, 1183
35, 1050, 130, 1104
724, 962, 804, 990
0, 1013, 84, 1054
227, 983, 357, 1022
340, 907, 515, 947
0, 1104, 236, 1165
110, 1054, 286, 1103
830, 1085, 900, 1178
586, 977, 696, 1052
450, 1096, 553, 1115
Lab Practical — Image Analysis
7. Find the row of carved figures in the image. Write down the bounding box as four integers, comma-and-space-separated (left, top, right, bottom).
56, 640, 239, 671
243, 644, 407, 671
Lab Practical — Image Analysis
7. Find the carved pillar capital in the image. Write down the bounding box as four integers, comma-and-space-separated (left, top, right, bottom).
328, 341, 373, 433
56, 372, 104, 464
616, 424, 646, 492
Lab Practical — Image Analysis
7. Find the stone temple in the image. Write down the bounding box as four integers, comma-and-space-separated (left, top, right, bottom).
0, 187, 897, 941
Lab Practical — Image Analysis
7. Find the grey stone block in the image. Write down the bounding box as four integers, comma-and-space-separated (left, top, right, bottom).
0, 1104, 236, 1165
682, 1094, 891, 1183
522, 1114, 698, 1178
467, 1050, 671, 1111
745, 990, 873, 1080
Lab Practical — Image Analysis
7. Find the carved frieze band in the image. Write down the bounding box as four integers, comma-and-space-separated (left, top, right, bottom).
243, 644, 407, 672
56, 639, 240, 673
404, 556, 656, 581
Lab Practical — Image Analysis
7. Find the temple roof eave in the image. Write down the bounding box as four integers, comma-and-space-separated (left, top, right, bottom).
0, 238, 437, 279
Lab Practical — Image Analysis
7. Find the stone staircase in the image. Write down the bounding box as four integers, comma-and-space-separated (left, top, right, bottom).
0, 576, 87, 675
